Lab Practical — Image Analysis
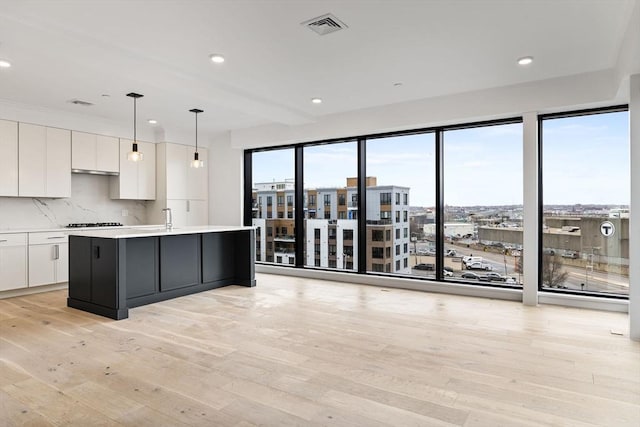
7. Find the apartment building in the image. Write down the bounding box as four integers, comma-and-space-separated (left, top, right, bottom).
252, 177, 410, 273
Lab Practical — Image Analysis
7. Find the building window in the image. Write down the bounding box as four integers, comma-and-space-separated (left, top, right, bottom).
324, 211, 331, 219
403, 211, 408, 222
395, 211, 400, 223
287, 195, 293, 205
329, 245, 337, 256
338, 211, 346, 219
287, 211, 293, 218
314, 228, 320, 239
329, 260, 337, 268
289, 258, 295, 265
403, 193, 408, 205
372, 230, 384, 241
267, 196, 272, 206
276, 256, 282, 263
444, 120, 522, 286
385, 263, 391, 273
315, 259, 321, 267
380, 192, 391, 205
404, 243, 408, 253
381, 211, 391, 221
395, 245, 400, 255
372, 247, 384, 259
385, 247, 391, 258
277, 195, 284, 206
404, 228, 408, 238
267, 227, 272, 237
329, 228, 337, 239
338, 194, 346, 205
372, 263, 384, 272
343, 230, 354, 241
324, 194, 331, 206
395, 193, 400, 205
395, 229, 400, 239
404, 258, 408, 268
314, 243, 321, 254
278, 212, 284, 218
385, 230, 391, 241
396, 260, 400, 271
309, 194, 316, 206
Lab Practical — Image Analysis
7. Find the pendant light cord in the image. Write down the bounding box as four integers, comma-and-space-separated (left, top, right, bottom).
133, 97, 137, 144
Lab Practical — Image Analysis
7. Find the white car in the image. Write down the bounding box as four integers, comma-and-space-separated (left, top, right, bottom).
466, 261, 493, 271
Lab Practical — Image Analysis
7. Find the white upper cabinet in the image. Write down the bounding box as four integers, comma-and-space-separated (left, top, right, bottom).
0, 120, 18, 197
148, 143, 208, 226
110, 139, 156, 200
72, 131, 119, 173
18, 123, 71, 198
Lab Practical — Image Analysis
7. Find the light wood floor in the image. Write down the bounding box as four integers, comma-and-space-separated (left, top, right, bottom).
1, 274, 639, 426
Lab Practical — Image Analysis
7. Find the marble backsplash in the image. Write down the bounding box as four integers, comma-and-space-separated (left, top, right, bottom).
0, 174, 148, 229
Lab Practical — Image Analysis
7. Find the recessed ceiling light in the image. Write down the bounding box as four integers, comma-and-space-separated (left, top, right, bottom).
209, 54, 225, 64
147, 119, 157, 124
393, 82, 403, 87
0, 59, 11, 68
517, 56, 533, 66
311, 98, 322, 104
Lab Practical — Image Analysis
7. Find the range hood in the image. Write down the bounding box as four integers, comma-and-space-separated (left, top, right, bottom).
71, 168, 119, 176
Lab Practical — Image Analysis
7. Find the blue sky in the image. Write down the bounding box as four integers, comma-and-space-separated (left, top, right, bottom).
253, 111, 629, 207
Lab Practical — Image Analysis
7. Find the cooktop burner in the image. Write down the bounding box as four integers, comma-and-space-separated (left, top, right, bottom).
66, 222, 123, 228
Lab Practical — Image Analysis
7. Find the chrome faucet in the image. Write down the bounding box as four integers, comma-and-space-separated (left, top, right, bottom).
162, 208, 173, 230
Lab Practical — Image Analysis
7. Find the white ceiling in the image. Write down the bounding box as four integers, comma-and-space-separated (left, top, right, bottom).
0, 0, 637, 139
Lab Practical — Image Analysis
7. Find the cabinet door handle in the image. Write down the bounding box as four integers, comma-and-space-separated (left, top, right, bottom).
187, 200, 190, 212
54, 244, 59, 260
47, 236, 65, 239
95, 246, 100, 259
0, 239, 7, 243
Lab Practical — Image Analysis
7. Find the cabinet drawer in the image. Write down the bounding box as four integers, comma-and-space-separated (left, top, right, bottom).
29, 231, 68, 245
0, 233, 27, 246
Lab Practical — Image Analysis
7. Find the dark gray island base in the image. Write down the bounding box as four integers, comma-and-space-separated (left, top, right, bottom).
67, 227, 255, 320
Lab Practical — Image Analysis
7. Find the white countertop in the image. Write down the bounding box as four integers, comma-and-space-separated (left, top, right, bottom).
67, 225, 255, 239
0, 225, 142, 234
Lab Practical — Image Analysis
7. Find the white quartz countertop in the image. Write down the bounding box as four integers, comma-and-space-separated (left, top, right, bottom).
0, 225, 144, 234
66, 225, 255, 239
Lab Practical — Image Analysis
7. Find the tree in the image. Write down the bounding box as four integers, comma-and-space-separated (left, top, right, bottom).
542, 254, 568, 288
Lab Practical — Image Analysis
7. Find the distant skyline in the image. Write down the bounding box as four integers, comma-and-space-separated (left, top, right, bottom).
252, 110, 629, 206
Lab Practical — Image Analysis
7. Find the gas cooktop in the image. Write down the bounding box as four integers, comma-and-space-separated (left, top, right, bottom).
66, 222, 123, 228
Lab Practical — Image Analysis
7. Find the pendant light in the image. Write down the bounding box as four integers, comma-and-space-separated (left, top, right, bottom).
126, 92, 144, 162
189, 108, 204, 168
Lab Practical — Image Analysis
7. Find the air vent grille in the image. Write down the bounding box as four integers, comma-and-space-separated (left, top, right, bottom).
67, 99, 94, 107
301, 13, 348, 36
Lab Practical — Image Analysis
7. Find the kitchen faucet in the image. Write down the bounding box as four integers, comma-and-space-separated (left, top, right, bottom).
162, 208, 173, 230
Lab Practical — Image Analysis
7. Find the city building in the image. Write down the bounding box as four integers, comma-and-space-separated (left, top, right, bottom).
252, 177, 410, 273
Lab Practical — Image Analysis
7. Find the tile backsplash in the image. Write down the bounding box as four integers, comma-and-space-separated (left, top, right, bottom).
0, 174, 148, 229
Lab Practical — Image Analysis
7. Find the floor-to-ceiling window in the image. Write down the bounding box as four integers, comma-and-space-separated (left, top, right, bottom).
365, 132, 436, 278
303, 141, 358, 271
541, 107, 629, 296
251, 148, 295, 264
443, 121, 523, 286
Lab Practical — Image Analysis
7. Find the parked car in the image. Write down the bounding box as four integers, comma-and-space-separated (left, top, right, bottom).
466, 261, 493, 271
461, 272, 480, 280
462, 256, 483, 265
482, 272, 506, 282
504, 277, 519, 285
443, 269, 453, 277
445, 249, 457, 257
561, 250, 578, 259
413, 263, 435, 271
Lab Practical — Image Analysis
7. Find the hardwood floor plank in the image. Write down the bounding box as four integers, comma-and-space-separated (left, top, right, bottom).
0, 273, 637, 426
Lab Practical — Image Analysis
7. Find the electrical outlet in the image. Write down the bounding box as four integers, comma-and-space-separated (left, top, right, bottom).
121, 209, 128, 217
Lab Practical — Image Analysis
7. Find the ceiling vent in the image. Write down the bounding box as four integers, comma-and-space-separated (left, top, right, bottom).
301, 13, 348, 36
67, 99, 94, 107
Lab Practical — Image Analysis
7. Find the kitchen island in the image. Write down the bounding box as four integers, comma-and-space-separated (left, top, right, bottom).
67, 225, 255, 320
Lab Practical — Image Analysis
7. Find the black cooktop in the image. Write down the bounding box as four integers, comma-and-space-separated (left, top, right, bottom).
66, 222, 123, 228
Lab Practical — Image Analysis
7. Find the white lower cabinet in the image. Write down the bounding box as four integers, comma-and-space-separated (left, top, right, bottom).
0, 234, 28, 291
28, 232, 69, 287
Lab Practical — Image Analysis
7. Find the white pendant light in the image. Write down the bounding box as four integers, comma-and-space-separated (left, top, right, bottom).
189, 108, 204, 168
126, 92, 144, 162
